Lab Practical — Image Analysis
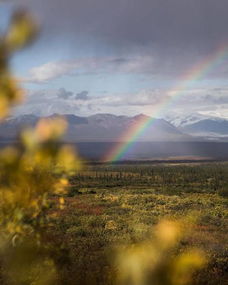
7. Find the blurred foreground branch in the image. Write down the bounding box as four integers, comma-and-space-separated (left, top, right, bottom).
0, 9, 79, 284
115, 219, 206, 285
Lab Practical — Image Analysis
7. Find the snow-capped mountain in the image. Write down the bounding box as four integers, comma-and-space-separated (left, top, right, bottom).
166, 113, 224, 127
166, 113, 228, 138
167, 113, 205, 128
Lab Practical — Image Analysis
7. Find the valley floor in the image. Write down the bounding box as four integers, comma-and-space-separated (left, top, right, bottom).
49, 162, 228, 285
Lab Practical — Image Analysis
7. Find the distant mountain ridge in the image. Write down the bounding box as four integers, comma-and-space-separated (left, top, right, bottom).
1, 113, 188, 142
1, 113, 228, 142
182, 119, 228, 136
166, 113, 228, 138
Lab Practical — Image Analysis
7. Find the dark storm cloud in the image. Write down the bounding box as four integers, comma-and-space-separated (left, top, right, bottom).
13, 0, 228, 53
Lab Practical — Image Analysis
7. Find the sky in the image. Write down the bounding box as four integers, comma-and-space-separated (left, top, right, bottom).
1, 0, 228, 119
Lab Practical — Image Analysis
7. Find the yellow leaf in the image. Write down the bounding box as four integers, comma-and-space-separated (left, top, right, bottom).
5, 10, 38, 52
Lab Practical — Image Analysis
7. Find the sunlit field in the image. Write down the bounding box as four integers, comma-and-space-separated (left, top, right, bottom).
46, 162, 228, 285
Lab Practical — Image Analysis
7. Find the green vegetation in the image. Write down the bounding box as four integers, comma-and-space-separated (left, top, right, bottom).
47, 162, 227, 284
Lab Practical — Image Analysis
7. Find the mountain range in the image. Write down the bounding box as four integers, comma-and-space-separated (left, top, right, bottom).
166, 113, 228, 140
0, 113, 187, 142
0, 113, 228, 142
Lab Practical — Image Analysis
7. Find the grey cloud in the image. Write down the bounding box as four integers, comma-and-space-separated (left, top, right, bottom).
101, 90, 171, 107
13, 0, 228, 55
57, 88, 73, 99
14, 89, 80, 116
75, 91, 89, 100
26, 54, 226, 84
12, 87, 228, 119
204, 94, 228, 104
168, 88, 228, 106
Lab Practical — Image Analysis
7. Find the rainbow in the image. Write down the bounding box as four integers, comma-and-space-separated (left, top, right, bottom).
103, 43, 228, 162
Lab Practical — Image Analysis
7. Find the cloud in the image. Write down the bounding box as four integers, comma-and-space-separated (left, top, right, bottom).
10, 0, 228, 58
57, 88, 73, 99
12, 87, 228, 119
5, 0, 228, 91
24, 61, 77, 83
14, 89, 80, 116
23, 56, 154, 83
172, 88, 228, 105
24, 53, 228, 84
4, 0, 227, 119
75, 91, 89, 100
